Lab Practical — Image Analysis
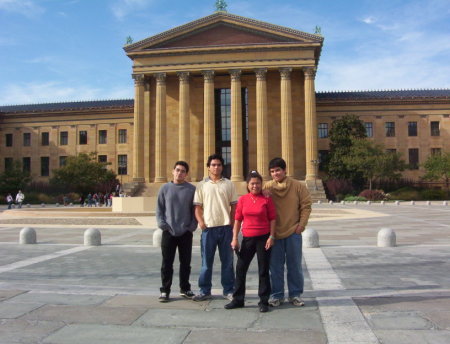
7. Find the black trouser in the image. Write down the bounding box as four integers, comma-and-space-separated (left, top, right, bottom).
233, 233, 271, 305
160, 230, 193, 294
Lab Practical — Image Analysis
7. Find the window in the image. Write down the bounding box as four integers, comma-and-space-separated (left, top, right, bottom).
41, 132, 49, 146
5, 134, 13, 147
22, 157, 31, 173
23, 133, 31, 146
318, 123, 328, 138
98, 155, 107, 163
408, 122, 417, 136
318, 150, 329, 171
98, 130, 107, 144
118, 129, 127, 143
385, 122, 395, 137
431, 148, 441, 155
59, 156, 67, 167
60, 131, 68, 145
118, 155, 127, 175
430, 121, 440, 136
40, 157, 50, 176
408, 148, 419, 170
79, 130, 88, 145
364, 122, 373, 137
4, 157, 13, 171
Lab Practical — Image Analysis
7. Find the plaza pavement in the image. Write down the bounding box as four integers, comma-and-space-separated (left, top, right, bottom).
0, 202, 449, 343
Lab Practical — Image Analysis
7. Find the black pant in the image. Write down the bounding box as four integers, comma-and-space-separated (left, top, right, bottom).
160, 230, 193, 294
233, 233, 271, 305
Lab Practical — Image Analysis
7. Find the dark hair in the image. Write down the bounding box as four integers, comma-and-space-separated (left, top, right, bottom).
206, 154, 224, 167
268, 157, 286, 170
246, 170, 263, 192
173, 160, 189, 173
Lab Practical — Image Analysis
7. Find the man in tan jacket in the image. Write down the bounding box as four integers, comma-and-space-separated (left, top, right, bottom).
264, 157, 312, 307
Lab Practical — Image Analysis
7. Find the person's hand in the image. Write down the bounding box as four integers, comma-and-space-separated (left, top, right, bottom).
295, 225, 305, 234
262, 189, 271, 198
199, 222, 207, 230
265, 237, 274, 250
231, 238, 239, 250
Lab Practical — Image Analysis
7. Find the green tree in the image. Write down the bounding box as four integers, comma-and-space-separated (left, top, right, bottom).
422, 151, 450, 197
342, 139, 406, 190
0, 160, 31, 195
50, 153, 117, 194
327, 115, 367, 180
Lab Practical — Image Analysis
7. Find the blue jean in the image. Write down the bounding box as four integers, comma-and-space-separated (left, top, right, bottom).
198, 225, 234, 295
269, 232, 303, 299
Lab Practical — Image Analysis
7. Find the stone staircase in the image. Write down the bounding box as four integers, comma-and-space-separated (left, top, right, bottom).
304, 179, 328, 202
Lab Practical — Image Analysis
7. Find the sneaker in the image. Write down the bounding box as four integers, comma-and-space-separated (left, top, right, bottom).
268, 298, 284, 307
192, 293, 212, 302
158, 292, 169, 302
223, 293, 233, 301
180, 290, 195, 299
259, 304, 269, 313
289, 296, 305, 307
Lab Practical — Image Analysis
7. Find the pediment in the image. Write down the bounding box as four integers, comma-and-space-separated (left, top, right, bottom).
125, 12, 323, 53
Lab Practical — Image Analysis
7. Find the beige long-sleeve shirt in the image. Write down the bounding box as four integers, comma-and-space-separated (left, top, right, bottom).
263, 177, 312, 239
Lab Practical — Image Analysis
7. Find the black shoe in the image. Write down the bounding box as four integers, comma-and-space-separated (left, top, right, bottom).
180, 290, 195, 299
158, 292, 169, 302
224, 300, 244, 309
259, 304, 269, 313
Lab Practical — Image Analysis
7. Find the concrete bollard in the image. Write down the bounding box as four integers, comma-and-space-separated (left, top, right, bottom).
366, 201, 371, 205
84, 228, 101, 246
380, 201, 385, 205
329, 200, 334, 205
56, 203, 60, 207
153, 228, 163, 248
302, 228, 319, 248
26, 204, 31, 208
426, 201, 431, 206
395, 201, 400, 206
410, 201, 415, 205
69, 203, 73, 207
444, 201, 448, 206
377, 228, 396, 247
341, 201, 346, 205
317, 200, 322, 204
41, 203, 46, 208
20, 227, 37, 244
353, 201, 358, 205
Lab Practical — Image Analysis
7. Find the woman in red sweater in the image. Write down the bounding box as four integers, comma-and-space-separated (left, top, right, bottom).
224, 171, 276, 313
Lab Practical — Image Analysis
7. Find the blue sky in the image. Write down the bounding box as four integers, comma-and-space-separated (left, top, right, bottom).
1, 0, 449, 105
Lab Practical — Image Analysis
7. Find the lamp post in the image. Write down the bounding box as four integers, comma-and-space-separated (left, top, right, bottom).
311, 159, 320, 191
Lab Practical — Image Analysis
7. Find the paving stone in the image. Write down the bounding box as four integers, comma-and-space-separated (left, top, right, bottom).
184, 328, 327, 344
0, 319, 65, 344
134, 308, 258, 329
422, 311, 450, 330
42, 324, 189, 344
5, 292, 109, 306
23, 305, 148, 325
0, 290, 26, 302
367, 311, 435, 330
103, 294, 206, 310
0, 302, 43, 319
254, 307, 324, 331
374, 329, 450, 344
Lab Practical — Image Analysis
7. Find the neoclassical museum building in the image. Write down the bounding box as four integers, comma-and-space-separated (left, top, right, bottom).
1, 11, 449, 197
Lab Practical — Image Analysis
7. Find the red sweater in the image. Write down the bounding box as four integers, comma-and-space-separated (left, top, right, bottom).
235, 193, 277, 237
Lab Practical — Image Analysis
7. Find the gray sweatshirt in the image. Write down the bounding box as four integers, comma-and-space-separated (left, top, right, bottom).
156, 181, 197, 236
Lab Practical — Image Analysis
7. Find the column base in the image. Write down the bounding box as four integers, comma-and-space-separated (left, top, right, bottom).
154, 177, 167, 183
132, 177, 146, 183
305, 174, 317, 181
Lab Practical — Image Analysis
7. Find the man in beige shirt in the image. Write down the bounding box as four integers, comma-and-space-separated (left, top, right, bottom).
264, 157, 312, 307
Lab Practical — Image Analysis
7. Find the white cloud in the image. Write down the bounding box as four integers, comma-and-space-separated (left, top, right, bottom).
361, 16, 376, 24
111, 0, 153, 21
0, 82, 133, 105
0, 0, 44, 17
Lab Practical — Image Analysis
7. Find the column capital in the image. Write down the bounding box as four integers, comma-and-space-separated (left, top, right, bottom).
303, 67, 317, 79
279, 67, 293, 80
201, 70, 215, 82
132, 73, 145, 86
177, 71, 190, 83
154, 72, 166, 85
255, 68, 268, 81
229, 69, 242, 81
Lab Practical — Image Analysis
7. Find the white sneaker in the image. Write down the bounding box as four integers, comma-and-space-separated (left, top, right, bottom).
268, 298, 285, 307
289, 296, 304, 307
223, 293, 233, 301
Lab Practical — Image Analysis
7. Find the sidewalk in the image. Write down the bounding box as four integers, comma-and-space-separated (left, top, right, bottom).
0, 203, 449, 343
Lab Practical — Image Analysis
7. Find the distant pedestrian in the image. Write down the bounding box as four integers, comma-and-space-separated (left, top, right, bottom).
6, 193, 13, 209
15, 190, 25, 209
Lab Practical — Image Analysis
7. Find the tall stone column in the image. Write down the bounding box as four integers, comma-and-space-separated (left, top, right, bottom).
178, 72, 190, 162
255, 68, 269, 179
132, 74, 145, 182
154, 73, 167, 183
304, 67, 318, 180
230, 69, 243, 182
280, 67, 294, 177
202, 70, 215, 178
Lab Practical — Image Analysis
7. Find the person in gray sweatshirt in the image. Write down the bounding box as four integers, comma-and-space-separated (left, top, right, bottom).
156, 161, 198, 302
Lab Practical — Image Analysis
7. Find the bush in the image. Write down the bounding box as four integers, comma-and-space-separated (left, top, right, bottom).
419, 189, 447, 200
389, 187, 421, 201
372, 178, 416, 193
359, 189, 387, 201
343, 195, 367, 201
324, 179, 354, 201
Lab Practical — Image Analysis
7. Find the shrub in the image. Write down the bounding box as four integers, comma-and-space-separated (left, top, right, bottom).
359, 189, 386, 201
343, 195, 367, 201
420, 189, 447, 200
324, 179, 354, 201
372, 178, 416, 193
389, 187, 421, 201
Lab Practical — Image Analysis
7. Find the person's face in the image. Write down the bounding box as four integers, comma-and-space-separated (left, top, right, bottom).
172, 165, 187, 183
269, 166, 286, 182
208, 159, 223, 177
248, 177, 262, 195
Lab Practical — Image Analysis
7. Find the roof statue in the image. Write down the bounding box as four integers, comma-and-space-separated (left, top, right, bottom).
215, 0, 227, 12
126, 36, 133, 45
314, 25, 322, 35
